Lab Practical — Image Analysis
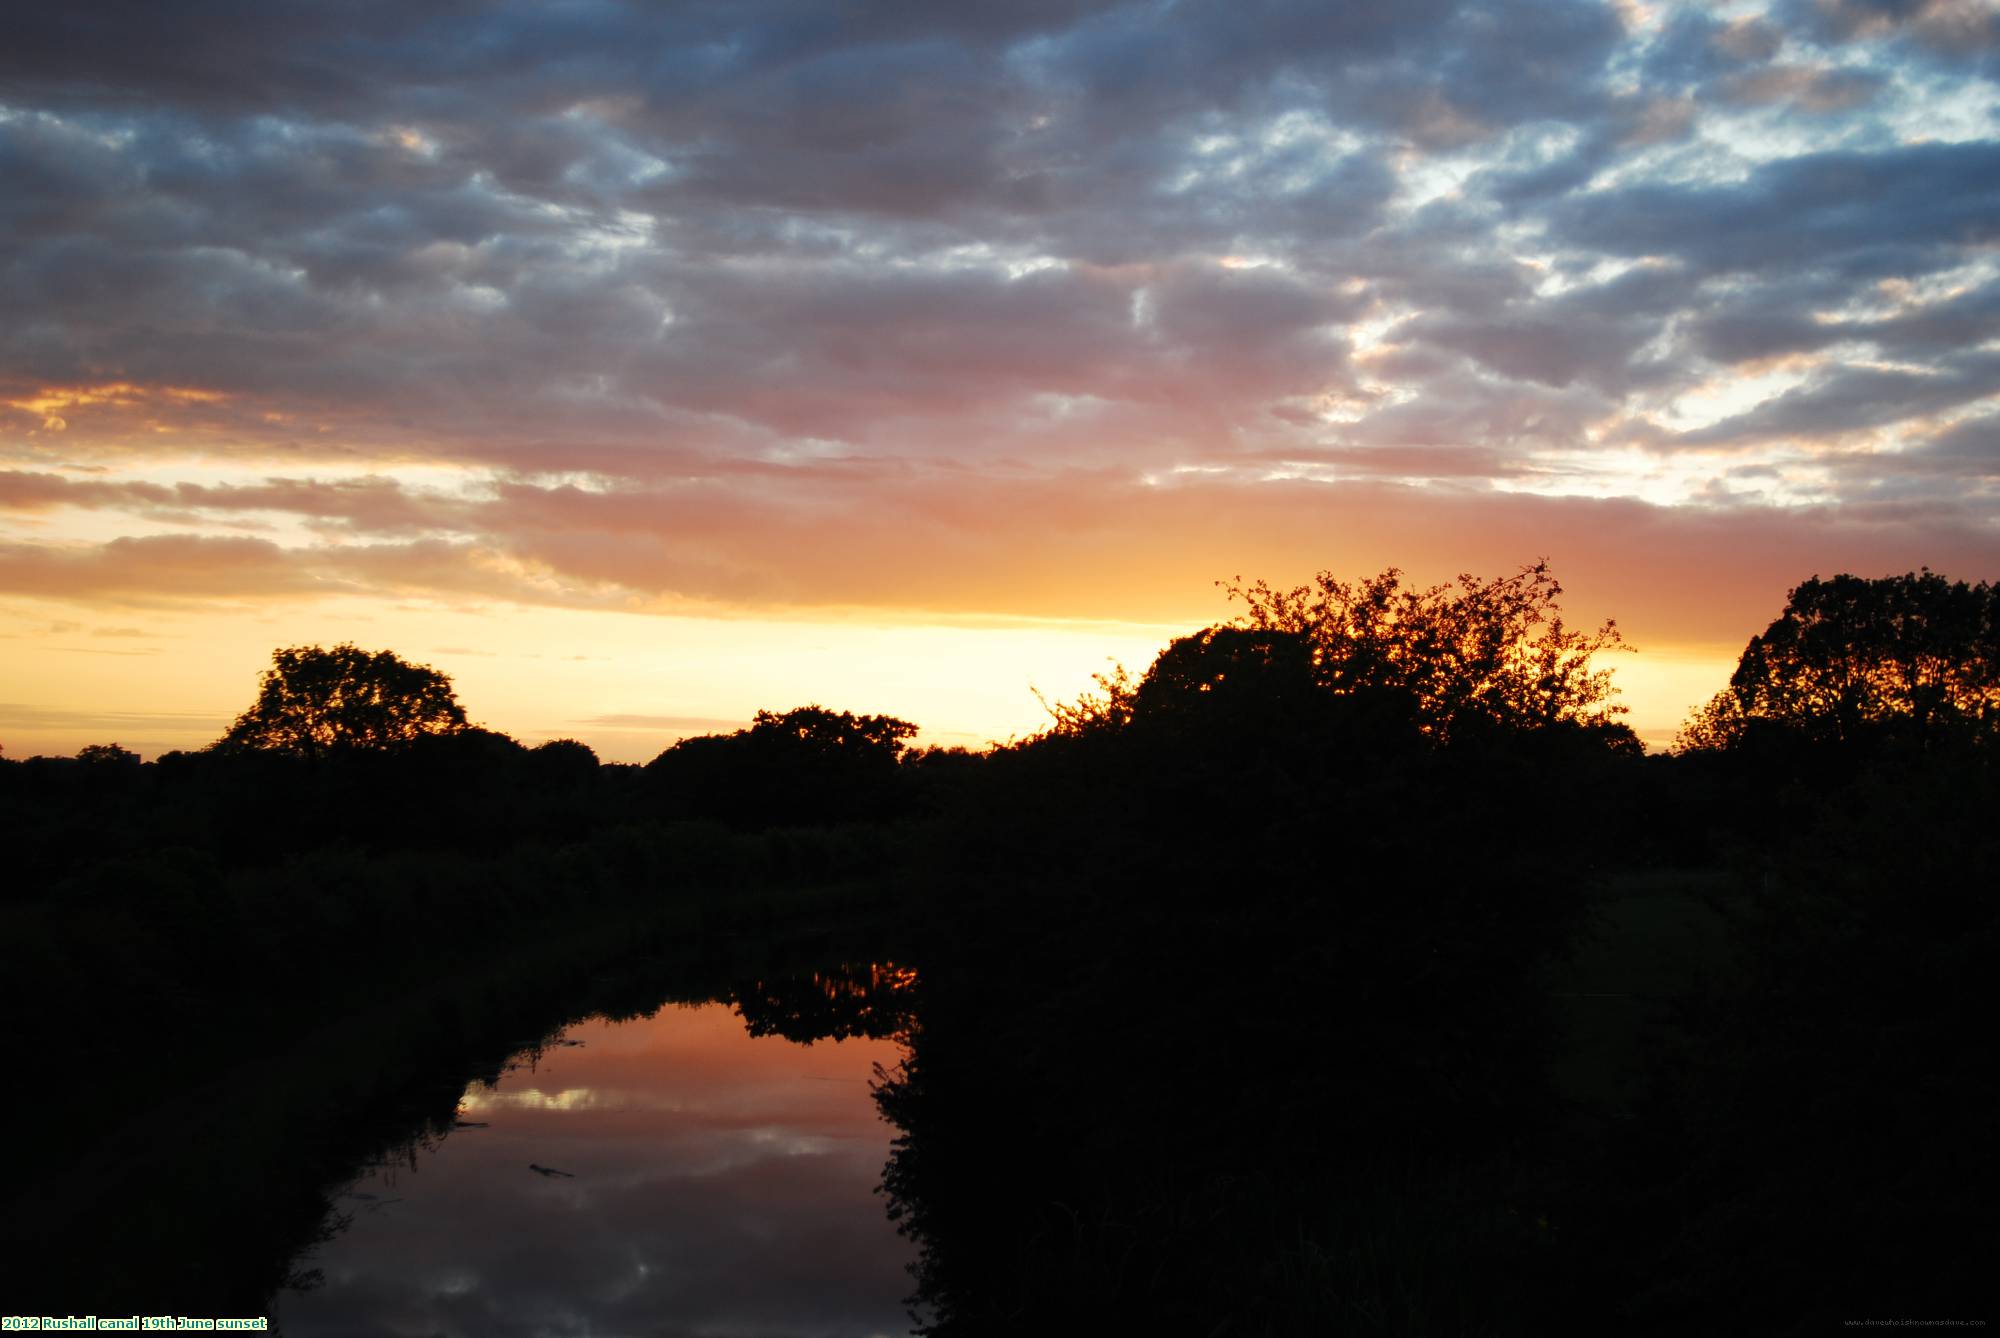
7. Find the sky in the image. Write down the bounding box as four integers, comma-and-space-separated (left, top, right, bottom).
2, 0, 1997, 760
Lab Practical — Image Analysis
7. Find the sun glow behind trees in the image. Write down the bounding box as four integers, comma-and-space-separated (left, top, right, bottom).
0, 597, 1206, 762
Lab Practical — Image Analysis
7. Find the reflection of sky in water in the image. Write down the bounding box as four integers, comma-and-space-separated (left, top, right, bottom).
272, 1002, 913, 1337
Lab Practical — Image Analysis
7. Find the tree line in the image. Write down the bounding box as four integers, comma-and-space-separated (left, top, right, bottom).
29, 561, 1994, 772
3, 562, 1993, 1331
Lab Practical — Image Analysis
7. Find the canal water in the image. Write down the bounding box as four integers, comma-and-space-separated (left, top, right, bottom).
269, 1001, 914, 1337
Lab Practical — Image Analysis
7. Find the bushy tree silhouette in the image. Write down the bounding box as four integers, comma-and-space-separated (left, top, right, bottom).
1223, 561, 1630, 742
1678, 569, 1999, 750
1046, 563, 1632, 750
76, 742, 142, 767
648, 705, 916, 824
1129, 627, 1320, 725
529, 737, 600, 778
212, 644, 468, 757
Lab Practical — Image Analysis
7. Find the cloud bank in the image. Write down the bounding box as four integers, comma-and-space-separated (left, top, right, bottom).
2, 0, 1996, 645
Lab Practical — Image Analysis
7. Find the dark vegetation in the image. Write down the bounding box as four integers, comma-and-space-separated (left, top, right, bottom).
3, 565, 1993, 1332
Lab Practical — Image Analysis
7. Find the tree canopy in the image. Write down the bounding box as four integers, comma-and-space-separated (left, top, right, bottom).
213, 644, 469, 757
1219, 561, 1630, 743
1679, 570, 2000, 750
1128, 627, 1322, 727
741, 705, 917, 763
647, 705, 917, 824
1037, 563, 1633, 764
1224, 560, 1632, 736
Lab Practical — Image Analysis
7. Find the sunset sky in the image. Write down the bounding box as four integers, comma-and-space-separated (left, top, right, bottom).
3, 0, 1997, 760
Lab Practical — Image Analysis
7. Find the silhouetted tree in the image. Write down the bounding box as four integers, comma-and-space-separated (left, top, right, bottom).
531, 738, 600, 774
1224, 561, 1631, 742
76, 742, 142, 768
1591, 570, 2000, 1330
1044, 563, 1632, 752
212, 644, 468, 757
1679, 570, 1999, 750
1130, 626, 1320, 725
746, 705, 916, 763
1072, 626, 1410, 827
647, 705, 917, 825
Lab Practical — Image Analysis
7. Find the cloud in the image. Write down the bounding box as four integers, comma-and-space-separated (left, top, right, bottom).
1550, 141, 2000, 281
1777, 0, 2000, 63
0, 702, 227, 756
3, 469, 1993, 652
0, 532, 625, 610
0, 534, 319, 599
576, 713, 750, 734
1675, 351, 2000, 448
0, 0, 1995, 663
0, 470, 469, 533
1691, 273, 2000, 368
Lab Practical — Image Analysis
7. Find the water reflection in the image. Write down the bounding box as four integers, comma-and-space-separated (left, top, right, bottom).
273, 1001, 913, 1338
736, 962, 922, 1044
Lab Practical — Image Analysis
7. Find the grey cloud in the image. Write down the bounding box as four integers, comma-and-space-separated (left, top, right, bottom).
1713, 18, 1785, 64
1690, 308, 1847, 366
1351, 371, 1613, 453
0, 0, 1995, 591
1865, 415, 2000, 479
1551, 141, 2000, 279
1775, 0, 2000, 65
1717, 64, 1886, 114
1399, 264, 1695, 393
1692, 275, 2000, 366
1025, 0, 1620, 145
1640, 9, 1784, 91
1677, 352, 2000, 448
1414, 312, 1647, 391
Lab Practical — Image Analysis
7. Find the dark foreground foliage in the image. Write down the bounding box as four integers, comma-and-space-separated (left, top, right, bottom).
2, 566, 1992, 1331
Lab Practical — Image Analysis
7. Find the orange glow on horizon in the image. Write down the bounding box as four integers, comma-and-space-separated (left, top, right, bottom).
0, 587, 1742, 763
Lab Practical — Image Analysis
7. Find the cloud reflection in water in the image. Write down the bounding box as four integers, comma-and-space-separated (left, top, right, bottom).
273, 1002, 913, 1338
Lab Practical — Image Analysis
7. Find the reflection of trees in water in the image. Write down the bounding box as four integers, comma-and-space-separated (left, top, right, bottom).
2, 920, 916, 1314
732, 961, 920, 1044
863, 892, 1579, 1337
854, 565, 1649, 1334
274, 955, 926, 1304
